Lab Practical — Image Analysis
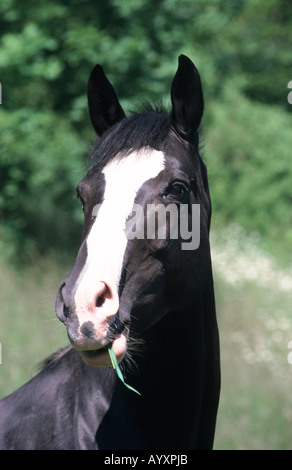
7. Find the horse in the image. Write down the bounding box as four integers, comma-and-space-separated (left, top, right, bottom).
0, 346, 115, 449
0, 55, 220, 450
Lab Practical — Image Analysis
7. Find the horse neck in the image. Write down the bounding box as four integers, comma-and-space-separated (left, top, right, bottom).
96, 276, 220, 449
113, 300, 208, 448
134, 299, 206, 396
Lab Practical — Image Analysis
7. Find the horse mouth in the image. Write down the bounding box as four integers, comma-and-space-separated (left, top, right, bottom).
79, 331, 128, 367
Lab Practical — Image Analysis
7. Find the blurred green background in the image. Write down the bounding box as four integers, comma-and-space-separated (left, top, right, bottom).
0, 0, 292, 449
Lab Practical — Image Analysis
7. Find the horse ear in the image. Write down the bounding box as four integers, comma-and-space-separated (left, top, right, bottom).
171, 55, 204, 139
87, 65, 126, 136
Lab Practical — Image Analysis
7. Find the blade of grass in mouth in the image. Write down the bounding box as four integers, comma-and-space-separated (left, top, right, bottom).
108, 347, 141, 396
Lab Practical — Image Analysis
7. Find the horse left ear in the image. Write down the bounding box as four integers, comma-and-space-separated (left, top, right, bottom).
171, 55, 204, 139
87, 64, 126, 136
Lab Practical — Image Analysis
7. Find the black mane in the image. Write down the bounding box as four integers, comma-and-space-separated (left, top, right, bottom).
89, 103, 170, 168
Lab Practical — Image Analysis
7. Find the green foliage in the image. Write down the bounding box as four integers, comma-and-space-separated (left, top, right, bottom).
206, 86, 292, 255
109, 347, 141, 395
0, 108, 85, 259
0, 0, 291, 260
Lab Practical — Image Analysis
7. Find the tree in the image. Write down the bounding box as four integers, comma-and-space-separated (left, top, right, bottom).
0, 0, 291, 260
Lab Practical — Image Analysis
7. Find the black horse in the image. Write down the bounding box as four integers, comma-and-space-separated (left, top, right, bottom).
0, 55, 220, 450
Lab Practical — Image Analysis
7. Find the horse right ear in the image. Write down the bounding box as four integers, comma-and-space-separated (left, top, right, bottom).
171, 55, 204, 140
87, 65, 126, 136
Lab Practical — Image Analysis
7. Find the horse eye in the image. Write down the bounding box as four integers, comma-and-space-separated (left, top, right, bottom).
169, 183, 186, 199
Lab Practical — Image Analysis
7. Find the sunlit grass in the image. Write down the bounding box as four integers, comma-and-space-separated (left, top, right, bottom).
212, 225, 292, 450
0, 256, 68, 397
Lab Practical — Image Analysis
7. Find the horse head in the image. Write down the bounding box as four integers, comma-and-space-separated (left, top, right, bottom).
55, 55, 212, 369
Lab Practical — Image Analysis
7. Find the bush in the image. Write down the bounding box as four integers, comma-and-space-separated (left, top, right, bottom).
205, 85, 292, 258
0, 108, 86, 260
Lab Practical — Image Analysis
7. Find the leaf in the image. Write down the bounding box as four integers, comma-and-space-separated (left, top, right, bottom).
108, 347, 141, 396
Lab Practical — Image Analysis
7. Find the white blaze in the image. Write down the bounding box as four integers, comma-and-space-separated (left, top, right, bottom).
76, 148, 165, 300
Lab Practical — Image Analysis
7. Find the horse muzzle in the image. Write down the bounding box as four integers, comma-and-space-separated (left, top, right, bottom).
55, 279, 128, 367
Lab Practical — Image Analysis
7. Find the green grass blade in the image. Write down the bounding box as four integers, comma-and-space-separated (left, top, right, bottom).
108, 347, 141, 396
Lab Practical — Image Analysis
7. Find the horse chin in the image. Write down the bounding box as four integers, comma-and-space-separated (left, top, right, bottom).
79, 333, 127, 368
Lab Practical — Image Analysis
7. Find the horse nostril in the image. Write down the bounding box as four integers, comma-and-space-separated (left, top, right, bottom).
63, 304, 70, 318
96, 294, 105, 308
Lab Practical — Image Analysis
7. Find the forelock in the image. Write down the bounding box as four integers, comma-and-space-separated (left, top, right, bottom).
88, 104, 170, 169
